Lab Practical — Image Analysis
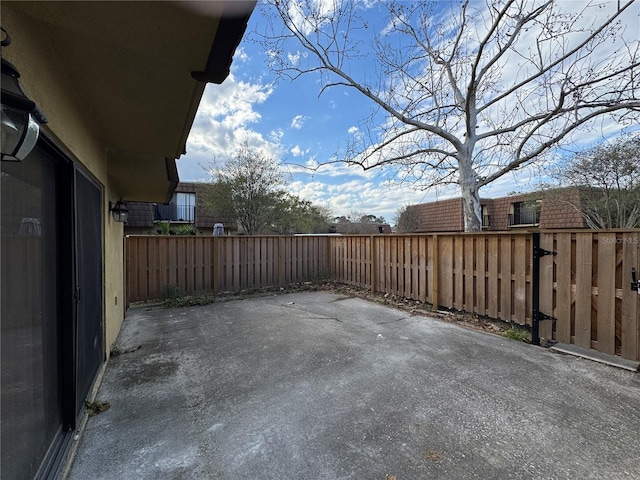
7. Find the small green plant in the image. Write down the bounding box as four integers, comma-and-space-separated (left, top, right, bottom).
173, 223, 196, 235
156, 221, 171, 235
502, 327, 530, 342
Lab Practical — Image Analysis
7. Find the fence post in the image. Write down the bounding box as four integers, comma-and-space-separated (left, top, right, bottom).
370, 235, 377, 294
432, 234, 439, 308
326, 236, 332, 279
278, 236, 285, 286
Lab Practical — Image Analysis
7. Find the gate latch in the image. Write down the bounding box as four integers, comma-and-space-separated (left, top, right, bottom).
632, 268, 640, 294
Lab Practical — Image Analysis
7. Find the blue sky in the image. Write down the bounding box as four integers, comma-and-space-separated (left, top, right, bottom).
177, 0, 638, 224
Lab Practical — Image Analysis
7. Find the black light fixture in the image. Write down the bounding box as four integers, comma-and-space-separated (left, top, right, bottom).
110, 201, 129, 223
1, 27, 48, 162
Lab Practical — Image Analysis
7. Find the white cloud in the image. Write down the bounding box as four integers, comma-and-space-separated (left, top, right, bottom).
379, 13, 406, 36
233, 47, 249, 63
286, 175, 430, 222
179, 74, 281, 179
347, 126, 359, 135
286, 0, 339, 36
291, 114, 308, 129
290, 145, 305, 156
270, 129, 284, 143
287, 51, 301, 65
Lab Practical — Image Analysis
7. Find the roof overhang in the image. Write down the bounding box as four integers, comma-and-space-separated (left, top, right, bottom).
4, 1, 255, 203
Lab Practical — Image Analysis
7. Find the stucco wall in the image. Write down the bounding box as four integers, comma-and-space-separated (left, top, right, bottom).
4, 5, 126, 354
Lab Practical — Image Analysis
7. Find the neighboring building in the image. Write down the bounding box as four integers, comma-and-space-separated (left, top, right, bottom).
0, 2, 254, 479
332, 222, 393, 234
125, 182, 237, 235
406, 189, 587, 232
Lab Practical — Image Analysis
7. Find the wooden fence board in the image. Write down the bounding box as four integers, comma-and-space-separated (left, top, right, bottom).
514, 236, 528, 325
136, 238, 146, 301
167, 238, 177, 289
439, 236, 453, 308
476, 237, 486, 316
621, 233, 639, 359
283, 237, 290, 284
454, 237, 464, 311
386, 236, 394, 294
574, 233, 593, 349
430, 236, 439, 306
413, 237, 421, 301
500, 236, 512, 322
405, 237, 413, 299
597, 233, 617, 355
464, 237, 474, 312
555, 233, 572, 343
390, 237, 398, 295
356, 237, 362, 286
487, 236, 499, 319
418, 236, 427, 302
371, 236, 378, 293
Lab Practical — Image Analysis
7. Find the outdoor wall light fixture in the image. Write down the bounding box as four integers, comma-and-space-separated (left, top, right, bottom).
110, 201, 129, 223
1, 28, 48, 162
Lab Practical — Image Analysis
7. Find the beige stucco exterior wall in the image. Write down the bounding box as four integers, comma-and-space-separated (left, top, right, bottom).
103, 208, 126, 353
3, 5, 126, 354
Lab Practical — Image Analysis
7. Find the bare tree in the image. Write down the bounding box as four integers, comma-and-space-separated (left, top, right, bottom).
259, 0, 640, 231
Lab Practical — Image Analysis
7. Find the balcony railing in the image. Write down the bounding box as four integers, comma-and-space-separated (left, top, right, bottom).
508, 210, 540, 227
154, 204, 195, 223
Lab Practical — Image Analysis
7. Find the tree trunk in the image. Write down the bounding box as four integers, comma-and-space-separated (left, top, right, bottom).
458, 156, 482, 232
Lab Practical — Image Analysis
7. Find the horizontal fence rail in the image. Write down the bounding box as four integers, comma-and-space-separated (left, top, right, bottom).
126, 231, 639, 361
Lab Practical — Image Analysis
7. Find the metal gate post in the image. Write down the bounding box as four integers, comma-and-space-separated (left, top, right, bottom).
532, 232, 556, 346
532, 233, 542, 345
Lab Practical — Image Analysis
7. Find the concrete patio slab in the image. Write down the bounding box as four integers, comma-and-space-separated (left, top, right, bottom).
66, 292, 640, 480
549, 342, 640, 372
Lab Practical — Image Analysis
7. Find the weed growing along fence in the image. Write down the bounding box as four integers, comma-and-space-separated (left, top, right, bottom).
126, 231, 639, 361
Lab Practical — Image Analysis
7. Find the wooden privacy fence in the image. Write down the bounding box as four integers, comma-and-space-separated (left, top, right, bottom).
331, 233, 533, 325
126, 230, 639, 361
126, 235, 330, 303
